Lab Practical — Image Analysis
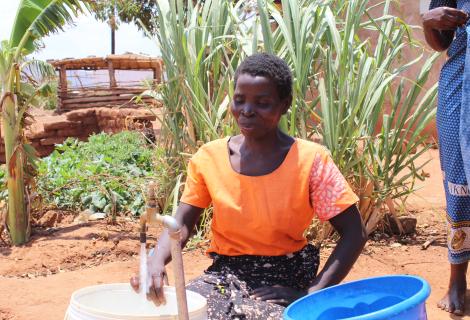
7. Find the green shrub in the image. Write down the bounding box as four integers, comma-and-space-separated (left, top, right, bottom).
36, 131, 159, 217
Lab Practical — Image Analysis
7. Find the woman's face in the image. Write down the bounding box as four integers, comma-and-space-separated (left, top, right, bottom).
232, 73, 290, 139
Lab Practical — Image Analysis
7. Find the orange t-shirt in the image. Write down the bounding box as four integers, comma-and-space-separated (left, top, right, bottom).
180, 137, 358, 256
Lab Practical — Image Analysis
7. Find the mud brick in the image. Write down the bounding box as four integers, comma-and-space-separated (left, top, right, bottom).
76, 136, 90, 142
81, 117, 98, 125
82, 126, 99, 135
106, 120, 117, 128
30, 141, 41, 149
117, 109, 129, 117
43, 120, 81, 131
66, 109, 96, 121
109, 109, 120, 118
95, 107, 109, 117
133, 115, 157, 121
94, 107, 105, 116
115, 119, 126, 128
40, 137, 66, 146
90, 126, 100, 133
36, 145, 55, 157
97, 108, 117, 118
58, 128, 87, 137
135, 108, 153, 115
126, 109, 157, 120
27, 129, 55, 139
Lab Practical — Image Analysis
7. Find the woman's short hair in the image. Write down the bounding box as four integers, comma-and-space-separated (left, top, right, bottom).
234, 53, 293, 100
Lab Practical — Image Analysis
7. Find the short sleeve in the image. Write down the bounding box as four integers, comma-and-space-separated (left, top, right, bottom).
180, 154, 212, 209
309, 148, 359, 221
430, 0, 457, 9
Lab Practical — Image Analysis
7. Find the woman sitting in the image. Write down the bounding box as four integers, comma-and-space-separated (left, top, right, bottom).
132, 53, 367, 319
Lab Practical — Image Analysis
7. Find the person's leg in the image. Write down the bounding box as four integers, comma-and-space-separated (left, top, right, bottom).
438, 262, 468, 315
435, 64, 470, 315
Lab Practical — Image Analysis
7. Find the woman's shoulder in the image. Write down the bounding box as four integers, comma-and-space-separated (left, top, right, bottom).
294, 138, 331, 155
197, 137, 229, 152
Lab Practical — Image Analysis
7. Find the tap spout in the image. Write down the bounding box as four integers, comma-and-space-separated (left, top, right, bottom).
139, 214, 147, 243
156, 215, 181, 233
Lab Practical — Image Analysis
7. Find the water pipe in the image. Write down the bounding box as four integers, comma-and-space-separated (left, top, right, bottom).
140, 182, 189, 320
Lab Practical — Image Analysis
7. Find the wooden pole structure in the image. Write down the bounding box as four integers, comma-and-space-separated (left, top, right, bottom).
58, 66, 67, 113
153, 61, 162, 84
108, 60, 117, 89
153, 68, 158, 86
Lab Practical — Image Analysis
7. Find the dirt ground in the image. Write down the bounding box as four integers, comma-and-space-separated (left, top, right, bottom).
0, 149, 468, 320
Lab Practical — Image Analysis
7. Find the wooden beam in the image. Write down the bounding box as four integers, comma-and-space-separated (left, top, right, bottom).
153, 63, 162, 83
62, 98, 156, 107
108, 60, 117, 88
63, 94, 144, 104
65, 89, 145, 98
153, 68, 158, 83
58, 67, 68, 112
60, 99, 157, 110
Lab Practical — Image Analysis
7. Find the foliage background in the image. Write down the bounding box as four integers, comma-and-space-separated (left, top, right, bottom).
151, 0, 439, 235
0, 0, 440, 243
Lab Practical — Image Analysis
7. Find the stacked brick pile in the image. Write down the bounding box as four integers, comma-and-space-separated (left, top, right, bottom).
94, 108, 156, 134
0, 107, 158, 163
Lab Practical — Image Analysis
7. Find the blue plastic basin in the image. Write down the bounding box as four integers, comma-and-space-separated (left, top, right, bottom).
283, 275, 430, 320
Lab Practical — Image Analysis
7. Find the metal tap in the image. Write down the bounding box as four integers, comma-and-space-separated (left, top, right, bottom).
140, 181, 189, 320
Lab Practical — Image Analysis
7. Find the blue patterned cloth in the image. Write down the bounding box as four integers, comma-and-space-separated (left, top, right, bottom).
431, 0, 470, 264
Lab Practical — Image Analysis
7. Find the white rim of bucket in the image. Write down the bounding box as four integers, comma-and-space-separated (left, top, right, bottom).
68, 283, 207, 320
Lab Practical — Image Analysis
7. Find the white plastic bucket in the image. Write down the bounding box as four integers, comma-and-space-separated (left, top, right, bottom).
64, 284, 207, 320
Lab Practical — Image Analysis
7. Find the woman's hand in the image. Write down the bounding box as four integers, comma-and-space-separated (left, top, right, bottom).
129, 203, 204, 305
423, 7, 468, 31
250, 285, 306, 306
130, 257, 169, 306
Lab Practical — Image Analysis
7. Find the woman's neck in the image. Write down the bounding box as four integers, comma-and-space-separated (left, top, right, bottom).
240, 129, 291, 154
228, 129, 295, 176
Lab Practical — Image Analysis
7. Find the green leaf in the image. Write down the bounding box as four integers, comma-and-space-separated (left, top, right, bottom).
9, 0, 89, 54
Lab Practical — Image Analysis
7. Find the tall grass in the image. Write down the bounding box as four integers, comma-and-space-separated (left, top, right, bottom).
310, 1, 438, 234
151, 0, 438, 235
154, 0, 242, 156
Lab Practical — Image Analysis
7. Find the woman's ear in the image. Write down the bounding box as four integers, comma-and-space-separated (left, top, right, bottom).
281, 95, 293, 114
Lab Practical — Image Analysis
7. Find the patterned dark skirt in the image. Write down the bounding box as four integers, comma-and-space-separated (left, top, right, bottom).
186, 244, 320, 320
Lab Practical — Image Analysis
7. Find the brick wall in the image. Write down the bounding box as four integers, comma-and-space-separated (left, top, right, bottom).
0, 107, 158, 163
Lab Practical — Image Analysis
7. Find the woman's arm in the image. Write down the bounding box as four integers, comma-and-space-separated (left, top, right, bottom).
251, 205, 366, 305
307, 205, 367, 293
150, 202, 204, 266
422, 7, 468, 52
